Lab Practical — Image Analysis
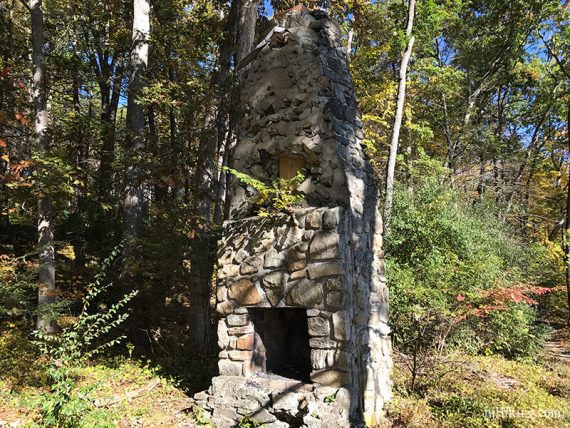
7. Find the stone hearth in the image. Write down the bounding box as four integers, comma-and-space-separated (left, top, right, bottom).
194, 7, 391, 428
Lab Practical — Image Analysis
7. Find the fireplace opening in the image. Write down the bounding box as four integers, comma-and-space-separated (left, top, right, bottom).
248, 308, 311, 383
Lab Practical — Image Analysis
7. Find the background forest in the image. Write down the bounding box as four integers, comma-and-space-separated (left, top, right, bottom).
0, 0, 569, 426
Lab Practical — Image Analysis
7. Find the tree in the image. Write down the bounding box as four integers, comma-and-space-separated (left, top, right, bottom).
187, 0, 260, 351
122, 0, 150, 264
383, 0, 416, 238
30, 0, 56, 333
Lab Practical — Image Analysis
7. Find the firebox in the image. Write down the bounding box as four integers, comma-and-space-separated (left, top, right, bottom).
248, 308, 311, 382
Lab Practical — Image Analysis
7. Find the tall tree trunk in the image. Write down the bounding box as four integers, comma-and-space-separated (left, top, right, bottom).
123, 0, 150, 261
346, 27, 354, 61
383, 0, 415, 238
475, 157, 486, 202
30, 0, 55, 333
564, 103, 570, 327
503, 105, 551, 217
72, 69, 88, 268
121, 0, 150, 346
193, 0, 239, 226
187, 0, 238, 352
98, 65, 123, 200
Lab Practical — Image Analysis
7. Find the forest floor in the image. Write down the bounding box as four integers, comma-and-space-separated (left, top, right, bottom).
385, 330, 570, 428
1, 322, 569, 427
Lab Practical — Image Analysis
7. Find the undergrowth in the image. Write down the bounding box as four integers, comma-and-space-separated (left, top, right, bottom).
386, 351, 570, 428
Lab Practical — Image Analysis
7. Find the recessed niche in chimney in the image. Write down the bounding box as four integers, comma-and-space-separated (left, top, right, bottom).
279, 156, 305, 180
248, 308, 311, 383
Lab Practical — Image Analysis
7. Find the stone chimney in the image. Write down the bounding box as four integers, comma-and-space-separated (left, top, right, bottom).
194, 7, 391, 427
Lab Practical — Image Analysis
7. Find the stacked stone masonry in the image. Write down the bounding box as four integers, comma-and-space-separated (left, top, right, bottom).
194, 8, 392, 427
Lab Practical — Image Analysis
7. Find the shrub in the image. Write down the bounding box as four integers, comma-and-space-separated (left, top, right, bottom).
34, 245, 137, 427
387, 157, 555, 364
0, 253, 35, 319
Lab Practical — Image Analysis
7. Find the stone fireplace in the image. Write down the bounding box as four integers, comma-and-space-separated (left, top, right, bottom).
194, 7, 391, 427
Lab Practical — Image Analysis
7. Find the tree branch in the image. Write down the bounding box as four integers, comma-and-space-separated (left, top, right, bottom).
18, 0, 31, 12
539, 32, 570, 79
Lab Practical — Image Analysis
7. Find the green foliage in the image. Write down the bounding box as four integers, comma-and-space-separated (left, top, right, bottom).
224, 167, 305, 216
238, 415, 265, 428
37, 366, 104, 428
35, 246, 137, 364
323, 392, 337, 403
0, 260, 34, 319
192, 406, 212, 426
482, 305, 551, 360
387, 155, 554, 362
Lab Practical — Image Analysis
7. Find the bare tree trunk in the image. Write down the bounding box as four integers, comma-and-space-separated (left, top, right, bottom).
194, 0, 259, 226
120, 0, 150, 346
475, 157, 485, 202
30, 0, 55, 333
236, 0, 260, 66
558, 119, 570, 321
72, 69, 88, 268
98, 65, 123, 200
187, 2, 237, 351
346, 27, 354, 61
122, 0, 149, 259
383, 0, 415, 238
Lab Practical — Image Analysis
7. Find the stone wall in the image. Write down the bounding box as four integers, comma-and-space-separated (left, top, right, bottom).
195, 8, 392, 427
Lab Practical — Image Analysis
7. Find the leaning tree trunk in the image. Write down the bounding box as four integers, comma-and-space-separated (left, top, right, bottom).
383, 0, 416, 238
31, 0, 55, 333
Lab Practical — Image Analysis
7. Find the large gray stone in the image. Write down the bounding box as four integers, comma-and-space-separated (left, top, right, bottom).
286, 279, 323, 306
307, 316, 330, 337
218, 360, 242, 376
261, 271, 289, 288
227, 314, 249, 327
310, 369, 350, 387
322, 207, 343, 230
240, 256, 263, 275
305, 210, 322, 229
332, 311, 349, 341
264, 248, 287, 269
309, 231, 340, 260
310, 349, 335, 370
307, 262, 343, 279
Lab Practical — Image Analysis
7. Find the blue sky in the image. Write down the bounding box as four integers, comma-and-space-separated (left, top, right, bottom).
262, 0, 274, 17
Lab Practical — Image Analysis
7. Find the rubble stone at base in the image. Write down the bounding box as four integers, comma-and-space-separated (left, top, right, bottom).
193, 375, 354, 428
